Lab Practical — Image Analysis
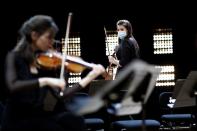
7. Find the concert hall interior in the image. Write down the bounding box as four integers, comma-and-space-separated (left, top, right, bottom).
0, 2, 197, 131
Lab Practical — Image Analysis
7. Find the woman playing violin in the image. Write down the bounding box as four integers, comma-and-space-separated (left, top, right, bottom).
2, 15, 105, 131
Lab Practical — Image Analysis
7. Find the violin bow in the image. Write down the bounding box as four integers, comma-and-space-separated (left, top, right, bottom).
60, 12, 73, 96
104, 26, 111, 56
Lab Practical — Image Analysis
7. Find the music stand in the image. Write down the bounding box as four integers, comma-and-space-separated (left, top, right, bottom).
173, 71, 197, 108
107, 63, 161, 116
66, 60, 161, 116
172, 79, 185, 99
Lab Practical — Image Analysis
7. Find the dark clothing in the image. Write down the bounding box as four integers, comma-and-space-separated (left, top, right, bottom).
2, 51, 85, 131
116, 37, 140, 75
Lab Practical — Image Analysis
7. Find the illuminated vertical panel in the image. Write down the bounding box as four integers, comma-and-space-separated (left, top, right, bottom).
105, 31, 118, 56
62, 37, 81, 56
61, 33, 81, 87
153, 28, 173, 54
155, 65, 175, 87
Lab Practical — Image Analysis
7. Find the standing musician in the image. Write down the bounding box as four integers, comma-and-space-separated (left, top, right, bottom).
2, 15, 105, 131
108, 19, 140, 77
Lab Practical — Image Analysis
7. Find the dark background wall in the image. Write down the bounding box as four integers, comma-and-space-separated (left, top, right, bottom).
0, 2, 197, 120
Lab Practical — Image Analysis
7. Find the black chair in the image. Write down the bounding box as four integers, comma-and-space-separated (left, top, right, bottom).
109, 92, 161, 131
74, 92, 105, 131
159, 92, 195, 130
110, 119, 160, 131
84, 118, 104, 131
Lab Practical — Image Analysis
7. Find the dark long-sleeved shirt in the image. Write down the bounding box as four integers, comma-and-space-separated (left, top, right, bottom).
116, 37, 140, 74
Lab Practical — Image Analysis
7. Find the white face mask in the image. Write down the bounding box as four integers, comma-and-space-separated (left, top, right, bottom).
118, 31, 127, 39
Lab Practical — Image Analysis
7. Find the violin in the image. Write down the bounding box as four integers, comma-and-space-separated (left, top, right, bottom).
36, 51, 93, 73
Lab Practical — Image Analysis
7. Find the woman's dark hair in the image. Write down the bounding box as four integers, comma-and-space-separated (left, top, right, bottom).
14, 15, 59, 63
116, 19, 133, 38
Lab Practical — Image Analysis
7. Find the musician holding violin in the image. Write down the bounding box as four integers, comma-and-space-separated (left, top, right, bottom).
2, 15, 105, 131
108, 19, 140, 77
